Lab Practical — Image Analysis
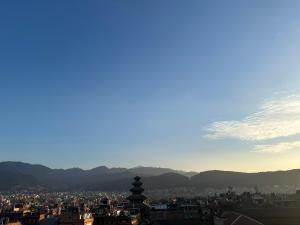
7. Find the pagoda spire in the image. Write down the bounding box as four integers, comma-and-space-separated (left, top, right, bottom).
127, 176, 147, 208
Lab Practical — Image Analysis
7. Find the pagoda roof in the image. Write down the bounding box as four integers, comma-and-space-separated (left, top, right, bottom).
134, 176, 141, 181
132, 181, 143, 186
127, 194, 147, 201
130, 186, 144, 193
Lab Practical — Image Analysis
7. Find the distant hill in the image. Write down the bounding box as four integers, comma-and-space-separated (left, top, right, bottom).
0, 161, 195, 191
1, 162, 300, 192
128, 166, 197, 177
92, 172, 191, 191
0, 169, 40, 190
190, 169, 300, 188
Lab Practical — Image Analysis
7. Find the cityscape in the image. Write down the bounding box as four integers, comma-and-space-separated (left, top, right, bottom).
2, 171, 300, 225
2, 162, 300, 225
2, 0, 300, 225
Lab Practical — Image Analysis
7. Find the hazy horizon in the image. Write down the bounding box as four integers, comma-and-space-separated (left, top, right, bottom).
2, 160, 300, 174
1, 1, 300, 172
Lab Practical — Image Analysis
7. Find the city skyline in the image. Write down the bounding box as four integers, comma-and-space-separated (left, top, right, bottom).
1, 1, 300, 171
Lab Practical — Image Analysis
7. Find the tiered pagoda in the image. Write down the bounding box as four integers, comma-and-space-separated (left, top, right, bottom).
127, 176, 147, 208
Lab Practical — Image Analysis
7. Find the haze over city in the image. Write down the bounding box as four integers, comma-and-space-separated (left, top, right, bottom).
1, 0, 300, 172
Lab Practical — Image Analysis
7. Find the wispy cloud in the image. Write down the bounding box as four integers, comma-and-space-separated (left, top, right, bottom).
205, 94, 300, 141
253, 141, 300, 153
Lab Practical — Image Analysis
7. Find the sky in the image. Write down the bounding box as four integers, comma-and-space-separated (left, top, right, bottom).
1, 0, 300, 172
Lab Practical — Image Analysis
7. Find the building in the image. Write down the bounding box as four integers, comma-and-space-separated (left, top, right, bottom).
93, 215, 138, 225
150, 203, 203, 225
0, 213, 23, 225
59, 207, 93, 225
126, 176, 149, 221
215, 212, 264, 225
236, 208, 300, 225
22, 212, 46, 225
93, 176, 148, 225
127, 176, 147, 210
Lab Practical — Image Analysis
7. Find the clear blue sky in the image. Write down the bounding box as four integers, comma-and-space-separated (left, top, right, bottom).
1, 0, 300, 171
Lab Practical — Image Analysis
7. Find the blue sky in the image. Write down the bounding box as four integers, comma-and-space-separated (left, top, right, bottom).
1, 0, 300, 171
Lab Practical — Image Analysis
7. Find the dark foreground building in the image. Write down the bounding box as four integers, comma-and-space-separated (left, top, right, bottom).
92, 176, 148, 225
127, 176, 149, 221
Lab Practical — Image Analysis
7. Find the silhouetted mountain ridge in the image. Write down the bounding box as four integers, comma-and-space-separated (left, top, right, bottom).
190, 169, 300, 189
0, 162, 196, 191
1, 162, 300, 191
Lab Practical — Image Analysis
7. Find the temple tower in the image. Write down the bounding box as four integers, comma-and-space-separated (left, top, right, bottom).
127, 176, 147, 208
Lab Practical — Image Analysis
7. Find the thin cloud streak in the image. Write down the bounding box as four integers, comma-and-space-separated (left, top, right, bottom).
205, 94, 300, 141
253, 141, 300, 153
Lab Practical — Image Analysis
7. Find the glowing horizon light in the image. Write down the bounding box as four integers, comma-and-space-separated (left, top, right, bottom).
253, 141, 300, 153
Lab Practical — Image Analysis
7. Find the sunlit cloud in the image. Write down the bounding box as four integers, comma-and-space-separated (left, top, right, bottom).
205, 94, 300, 141
253, 141, 300, 153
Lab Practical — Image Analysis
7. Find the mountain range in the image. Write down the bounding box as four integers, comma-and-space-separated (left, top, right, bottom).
1, 161, 300, 192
